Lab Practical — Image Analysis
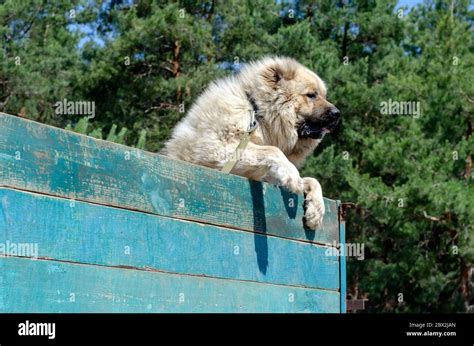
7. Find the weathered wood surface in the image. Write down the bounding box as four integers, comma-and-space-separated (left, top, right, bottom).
0, 256, 340, 313
0, 112, 346, 313
0, 112, 339, 245
0, 188, 339, 290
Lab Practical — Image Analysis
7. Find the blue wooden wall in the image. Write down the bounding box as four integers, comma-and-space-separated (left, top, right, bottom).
0, 112, 346, 313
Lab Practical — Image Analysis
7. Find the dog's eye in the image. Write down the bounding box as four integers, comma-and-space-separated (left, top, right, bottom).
306, 93, 317, 100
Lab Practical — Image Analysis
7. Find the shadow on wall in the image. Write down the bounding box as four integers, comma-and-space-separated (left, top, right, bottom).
249, 180, 268, 275
249, 180, 316, 275
279, 186, 316, 241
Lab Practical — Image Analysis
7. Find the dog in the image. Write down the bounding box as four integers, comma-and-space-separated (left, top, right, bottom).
162, 56, 340, 230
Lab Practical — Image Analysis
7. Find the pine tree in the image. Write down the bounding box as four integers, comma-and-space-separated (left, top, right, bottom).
1, 0, 472, 312
0, 0, 85, 125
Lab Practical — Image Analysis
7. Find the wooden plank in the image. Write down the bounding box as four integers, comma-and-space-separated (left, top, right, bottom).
338, 201, 347, 313
0, 187, 339, 291
0, 112, 339, 245
0, 256, 340, 313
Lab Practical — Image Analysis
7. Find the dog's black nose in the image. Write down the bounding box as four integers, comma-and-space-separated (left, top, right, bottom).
329, 107, 340, 119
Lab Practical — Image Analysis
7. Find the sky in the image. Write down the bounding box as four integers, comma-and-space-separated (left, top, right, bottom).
397, 0, 425, 7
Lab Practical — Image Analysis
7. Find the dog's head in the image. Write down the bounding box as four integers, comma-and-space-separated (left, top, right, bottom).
257, 57, 340, 140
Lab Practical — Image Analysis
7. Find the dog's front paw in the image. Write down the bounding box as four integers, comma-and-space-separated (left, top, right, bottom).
303, 193, 325, 230
280, 172, 304, 194
264, 161, 304, 194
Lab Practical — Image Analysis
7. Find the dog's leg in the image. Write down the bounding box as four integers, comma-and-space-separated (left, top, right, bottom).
224, 143, 324, 230
302, 177, 325, 230
228, 142, 304, 194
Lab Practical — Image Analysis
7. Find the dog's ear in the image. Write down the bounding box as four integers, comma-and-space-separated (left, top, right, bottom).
261, 58, 297, 87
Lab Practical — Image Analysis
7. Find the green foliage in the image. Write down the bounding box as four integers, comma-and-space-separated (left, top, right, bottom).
1, 0, 472, 312
65, 116, 147, 148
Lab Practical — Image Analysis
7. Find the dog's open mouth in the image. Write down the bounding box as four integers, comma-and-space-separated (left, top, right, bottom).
297, 118, 340, 139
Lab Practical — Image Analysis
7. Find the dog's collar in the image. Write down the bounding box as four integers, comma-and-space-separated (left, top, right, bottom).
247, 92, 259, 115
246, 92, 261, 133
221, 93, 261, 174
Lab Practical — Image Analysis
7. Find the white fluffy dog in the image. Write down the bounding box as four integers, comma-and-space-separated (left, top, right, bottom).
162, 56, 340, 230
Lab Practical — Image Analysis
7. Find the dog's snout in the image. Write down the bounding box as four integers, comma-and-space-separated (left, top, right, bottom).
328, 107, 340, 119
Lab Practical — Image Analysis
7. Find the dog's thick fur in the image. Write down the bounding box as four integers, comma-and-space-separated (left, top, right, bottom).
162, 56, 340, 230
